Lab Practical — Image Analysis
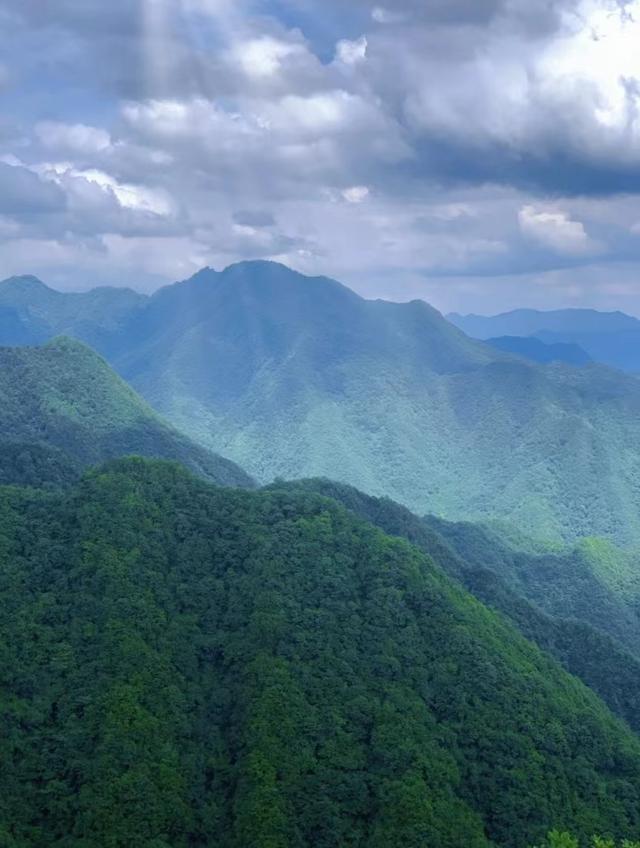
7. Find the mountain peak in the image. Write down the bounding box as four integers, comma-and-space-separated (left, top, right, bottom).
0, 274, 53, 294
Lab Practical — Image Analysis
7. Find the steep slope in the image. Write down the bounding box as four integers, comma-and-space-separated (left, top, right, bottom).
272, 477, 640, 732
449, 308, 640, 373
4, 457, 640, 847
4, 262, 640, 542
0, 337, 252, 488
485, 336, 592, 366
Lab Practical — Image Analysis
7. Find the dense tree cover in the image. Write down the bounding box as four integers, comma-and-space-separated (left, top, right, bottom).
0, 337, 253, 488
0, 441, 81, 488
273, 478, 640, 732
4, 458, 640, 846
424, 517, 640, 657
4, 262, 640, 542
532, 834, 640, 848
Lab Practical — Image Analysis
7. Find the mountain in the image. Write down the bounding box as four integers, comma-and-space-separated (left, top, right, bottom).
4, 263, 640, 543
5, 457, 640, 846
449, 308, 640, 373
485, 335, 592, 366
272, 477, 640, 732
0, 274, 145, 352
0, 336, 253, 488
109, 263, 640, 544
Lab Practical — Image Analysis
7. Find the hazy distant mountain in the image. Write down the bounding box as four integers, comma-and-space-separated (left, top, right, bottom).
3, 263, 640, 542
0, 274, 146, 352
5, 455, 640, 847
485, 335, 592, 366
449, 307, 640, 372
109, 262, 640, 543
0, 336, 253, 488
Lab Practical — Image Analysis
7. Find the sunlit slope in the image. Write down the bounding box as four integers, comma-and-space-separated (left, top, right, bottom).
0, 337, 253, 487
4, 457, 640, 846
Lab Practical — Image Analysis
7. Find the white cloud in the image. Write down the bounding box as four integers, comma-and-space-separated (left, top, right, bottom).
335, 36, 368, 66
371, 7, 407, 24
232, 36, 307, 78
28, 160, 173, 216
518, 205, 602, 256
342, 185, 370, 203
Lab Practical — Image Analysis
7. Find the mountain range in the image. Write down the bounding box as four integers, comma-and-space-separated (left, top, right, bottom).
449, 308, 640, 373
5, 263, 640, 844
1, 262, 639, 544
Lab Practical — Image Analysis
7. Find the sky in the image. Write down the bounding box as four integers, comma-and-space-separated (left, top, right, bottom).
2, 0, 640, 314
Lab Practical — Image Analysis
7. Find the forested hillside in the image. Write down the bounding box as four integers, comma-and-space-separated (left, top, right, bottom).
274, 478, 640, 732
0, 337, 252, 488
3, 458, 640, 847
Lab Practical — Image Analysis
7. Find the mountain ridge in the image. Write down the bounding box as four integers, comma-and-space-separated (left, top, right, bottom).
0, 335, 253, 488
2, 262, 640, 542
449, 307, 640, 372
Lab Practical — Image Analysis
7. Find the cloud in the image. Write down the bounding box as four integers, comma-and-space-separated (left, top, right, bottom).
518, 205, 603, 256
371, 7, 408, 24
0, 161, 66, 215
342, 185, 370, 203
35, 122, 113, 155
335, 36, 368, 65
2, 0, 640, 315
231, 36, 308, 78
233, 209, 276, 227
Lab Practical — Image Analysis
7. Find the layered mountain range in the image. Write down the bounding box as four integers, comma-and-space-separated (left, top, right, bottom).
1, 262, 640, 543
3, 264, 640, 844
449, 307, 640, 373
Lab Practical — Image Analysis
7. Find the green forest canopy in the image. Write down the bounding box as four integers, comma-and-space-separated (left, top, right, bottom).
4, 457, 640, 847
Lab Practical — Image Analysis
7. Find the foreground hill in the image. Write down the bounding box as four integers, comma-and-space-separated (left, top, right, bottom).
0, 337, 252, 488
274, 478, 640, 733
449, 308, 640, 373
4, 457, 640, 846
4, 264, 640, 542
